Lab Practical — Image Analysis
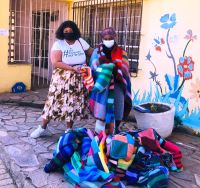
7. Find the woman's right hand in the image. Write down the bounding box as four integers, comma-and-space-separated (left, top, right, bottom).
71, 66, 81, 73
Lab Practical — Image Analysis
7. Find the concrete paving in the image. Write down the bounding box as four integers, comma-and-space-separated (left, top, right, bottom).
0, 158, 16, 188
0, 89, 200, 188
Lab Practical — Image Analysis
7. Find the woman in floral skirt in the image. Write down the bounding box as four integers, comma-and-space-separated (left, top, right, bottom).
30, 20, 93, 138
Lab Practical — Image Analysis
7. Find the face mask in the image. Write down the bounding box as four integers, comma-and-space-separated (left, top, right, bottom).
102, 40, 115, 48
63, 32, 76, 40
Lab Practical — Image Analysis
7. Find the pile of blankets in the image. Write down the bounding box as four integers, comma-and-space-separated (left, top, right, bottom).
44, 128, 183, 188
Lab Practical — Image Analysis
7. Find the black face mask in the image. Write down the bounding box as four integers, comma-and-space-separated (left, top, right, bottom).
63, 32, 76, 40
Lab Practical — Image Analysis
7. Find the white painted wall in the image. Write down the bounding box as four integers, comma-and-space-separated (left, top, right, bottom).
133, 0, 200, 110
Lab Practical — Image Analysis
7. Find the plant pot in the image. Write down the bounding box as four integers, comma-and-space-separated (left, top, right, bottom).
133, 102, 175, 138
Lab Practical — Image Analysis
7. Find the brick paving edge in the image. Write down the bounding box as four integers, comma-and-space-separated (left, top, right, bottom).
0, 101, 44, 109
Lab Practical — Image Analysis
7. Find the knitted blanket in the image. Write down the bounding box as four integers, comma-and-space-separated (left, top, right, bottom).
89, 44, 132, 123
80, 65, 94, 91
44, 128, 183, 188
137, 128, 183, 170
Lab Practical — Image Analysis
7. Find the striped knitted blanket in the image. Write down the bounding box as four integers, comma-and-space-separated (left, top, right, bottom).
89, 44, 132, 123
80, 65, 94, 91
44, 128, 184, 187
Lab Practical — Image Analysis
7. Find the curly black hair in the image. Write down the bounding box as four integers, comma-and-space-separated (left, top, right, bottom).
55, 20, 81, 40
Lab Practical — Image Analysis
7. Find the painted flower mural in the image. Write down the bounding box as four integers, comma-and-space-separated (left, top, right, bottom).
153, 37, 165, 52
177, 56, 194, 80
133, 12, 200, 134
184, 29, 197, 41
145, 51, 162, 94
176, 28, 197, 92
160, 13, 176, 29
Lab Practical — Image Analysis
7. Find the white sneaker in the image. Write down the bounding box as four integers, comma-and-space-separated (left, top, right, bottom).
30, 125, 52, 138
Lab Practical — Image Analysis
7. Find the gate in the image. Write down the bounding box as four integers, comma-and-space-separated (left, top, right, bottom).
8, 0, 68, 89
73, 0, 143, 76
31, 0, 68, 88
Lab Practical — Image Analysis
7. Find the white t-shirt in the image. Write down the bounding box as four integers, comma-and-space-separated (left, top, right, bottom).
51, 38, 90, 65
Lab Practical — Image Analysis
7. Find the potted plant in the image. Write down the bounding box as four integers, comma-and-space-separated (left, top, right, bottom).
133, 102, 175, 138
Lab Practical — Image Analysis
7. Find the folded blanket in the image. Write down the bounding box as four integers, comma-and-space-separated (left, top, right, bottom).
80, 66, 94, 91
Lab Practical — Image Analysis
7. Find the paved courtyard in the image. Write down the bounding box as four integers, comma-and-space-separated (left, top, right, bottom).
0, 89, 200, 188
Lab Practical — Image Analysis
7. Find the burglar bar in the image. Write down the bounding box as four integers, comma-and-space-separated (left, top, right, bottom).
8, 0, 68, 88
73, 0, 143, 76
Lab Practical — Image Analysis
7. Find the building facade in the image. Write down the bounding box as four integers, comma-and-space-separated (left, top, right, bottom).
0, 0, 72, 92
0, 0, 199, 132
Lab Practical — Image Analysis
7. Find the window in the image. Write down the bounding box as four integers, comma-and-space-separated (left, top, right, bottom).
8, 0, 68, 88
73, 0, 143, 75
8, 0, 31, 64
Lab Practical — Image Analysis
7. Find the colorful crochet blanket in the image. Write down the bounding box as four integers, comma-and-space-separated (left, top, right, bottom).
89, 44, 132, 123
44, 128, 183, 188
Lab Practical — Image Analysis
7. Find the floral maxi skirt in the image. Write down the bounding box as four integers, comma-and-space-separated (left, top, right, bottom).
41, 68, 88, 122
